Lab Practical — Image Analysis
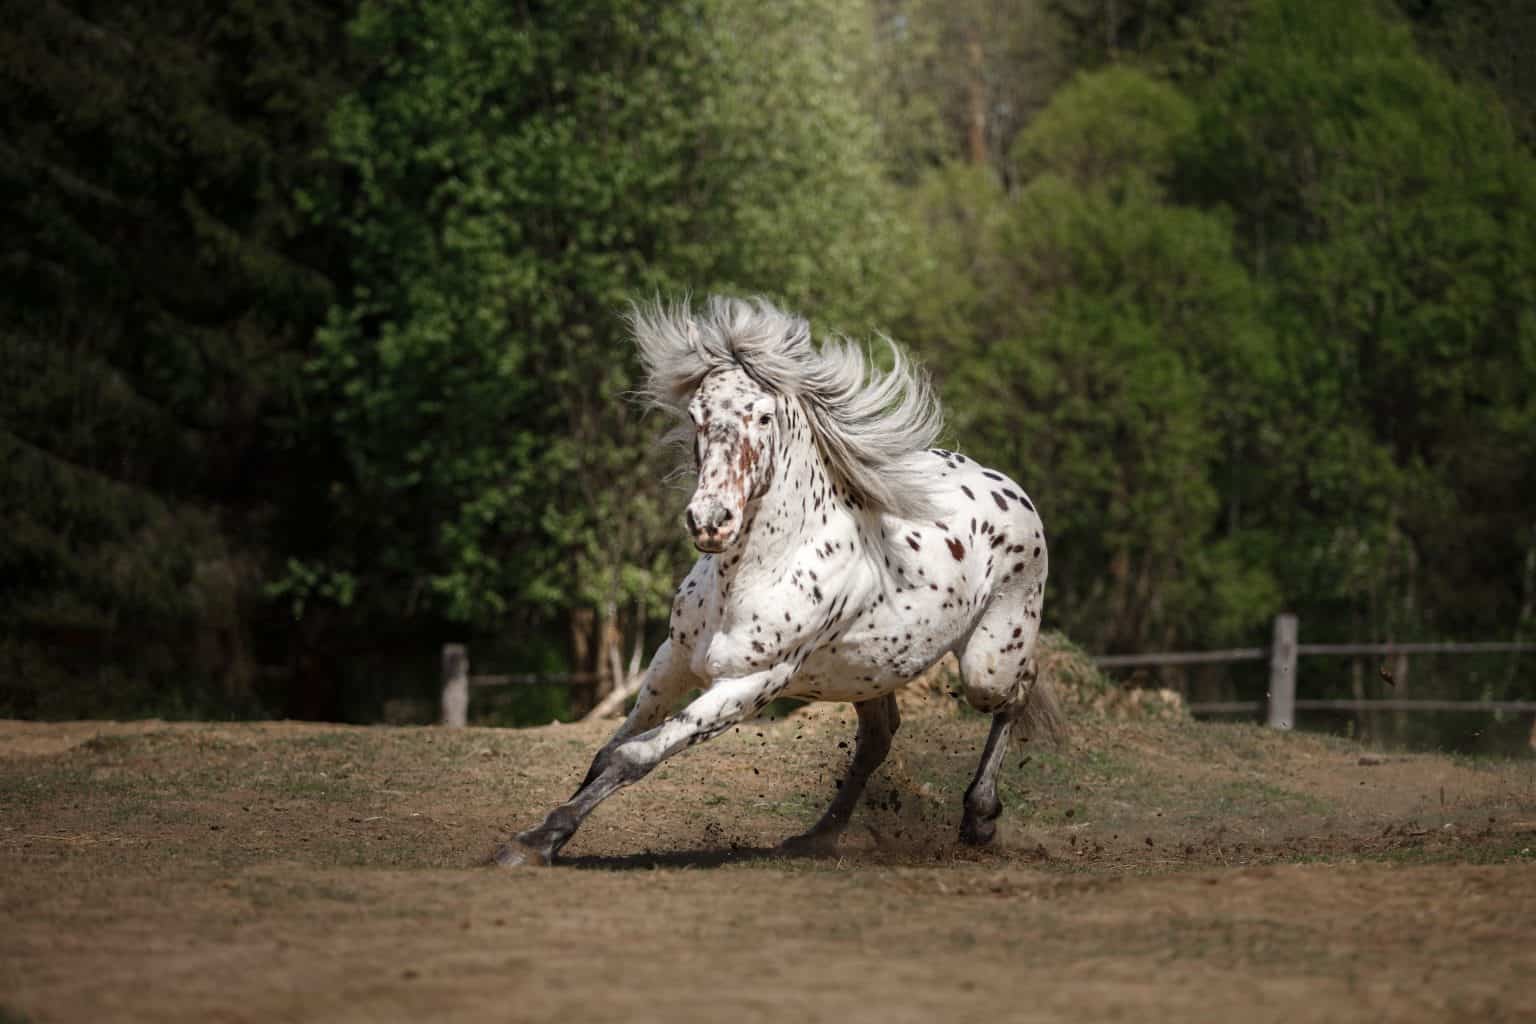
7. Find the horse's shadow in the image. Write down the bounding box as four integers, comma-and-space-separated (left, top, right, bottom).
560, 844, 790, 871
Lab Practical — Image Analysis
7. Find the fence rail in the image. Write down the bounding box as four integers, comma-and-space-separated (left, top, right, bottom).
1187, 699, 1536, 714
1296, 641, 1536, 656
470, 672, 597, 688
1093, 648, 1266, 668
1093, 614, 1536, 727
439, 643, 600, 727
440, 616, 1536, 727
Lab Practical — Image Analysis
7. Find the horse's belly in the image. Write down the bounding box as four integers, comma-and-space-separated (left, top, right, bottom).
785, 596, 974, 703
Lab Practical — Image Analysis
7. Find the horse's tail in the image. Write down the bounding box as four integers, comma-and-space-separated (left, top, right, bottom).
1015, 673, 1068, 747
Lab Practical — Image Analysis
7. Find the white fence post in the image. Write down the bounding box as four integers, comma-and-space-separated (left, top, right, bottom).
1267, 614, 1298, 729
441, 643, 469, 728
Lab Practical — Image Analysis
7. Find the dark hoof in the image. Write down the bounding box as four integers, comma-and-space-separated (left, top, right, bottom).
489, 837, 552, 868
958, 817, 998, 846
776, 831, 841, 858
960, 790, 1002, 847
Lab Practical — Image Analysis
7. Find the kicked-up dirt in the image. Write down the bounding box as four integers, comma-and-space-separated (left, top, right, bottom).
1, 698, 1534, 1023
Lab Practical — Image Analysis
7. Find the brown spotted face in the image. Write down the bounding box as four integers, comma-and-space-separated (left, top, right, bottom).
685, 368, 778, 552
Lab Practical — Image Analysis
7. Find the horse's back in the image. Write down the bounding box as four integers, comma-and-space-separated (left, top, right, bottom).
891, 449, 1046, 592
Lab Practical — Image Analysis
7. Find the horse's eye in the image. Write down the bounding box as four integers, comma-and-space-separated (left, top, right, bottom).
758, 414, 772, 427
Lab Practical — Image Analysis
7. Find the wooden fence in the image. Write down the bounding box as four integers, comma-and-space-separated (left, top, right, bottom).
1093, 614, 1536, 728
438, 643, 597, 728
440, 615, 1536, 727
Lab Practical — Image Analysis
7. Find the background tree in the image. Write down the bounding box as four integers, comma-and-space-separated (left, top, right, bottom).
2, 0, 1533, 747
1397, 0, 1536, 149
868, 0, 1070, 182
0, 0, 358, 717
901, 67, 1276, 655
1185, 0, 1536, 692
302, 0, 905, 711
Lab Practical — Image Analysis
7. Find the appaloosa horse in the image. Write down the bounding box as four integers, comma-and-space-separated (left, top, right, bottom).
495, 296, 1062, 866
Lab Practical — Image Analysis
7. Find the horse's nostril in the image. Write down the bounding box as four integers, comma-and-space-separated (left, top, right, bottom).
685, 507, 699, 533
719, 508, 734, 523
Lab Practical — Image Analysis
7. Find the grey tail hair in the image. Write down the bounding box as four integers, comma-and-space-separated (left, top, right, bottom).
1014, 677, 1068, 746
627, 295, 946, 520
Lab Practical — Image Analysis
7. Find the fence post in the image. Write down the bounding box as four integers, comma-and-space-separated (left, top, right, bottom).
1266, 614, 1298, 730
441, 643, 468, 728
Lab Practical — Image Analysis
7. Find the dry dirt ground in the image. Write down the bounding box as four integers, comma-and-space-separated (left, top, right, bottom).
2, 699, 1534, 1024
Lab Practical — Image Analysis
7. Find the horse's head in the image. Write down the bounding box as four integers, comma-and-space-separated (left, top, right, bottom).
684, 367, 779, 553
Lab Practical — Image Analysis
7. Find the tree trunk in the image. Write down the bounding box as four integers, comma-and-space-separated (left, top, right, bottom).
627, 600, 645, 681
595, 599, 622, 707
586, 667, 646, 721
568, 606, 597, 716
965, 30, 987, 166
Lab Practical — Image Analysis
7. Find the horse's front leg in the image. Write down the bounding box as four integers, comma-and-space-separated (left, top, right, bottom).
493, 667, 789, 867
575, 639, 698, 791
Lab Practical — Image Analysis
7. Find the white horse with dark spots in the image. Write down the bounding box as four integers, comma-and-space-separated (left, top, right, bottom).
495, 296, 1063, 866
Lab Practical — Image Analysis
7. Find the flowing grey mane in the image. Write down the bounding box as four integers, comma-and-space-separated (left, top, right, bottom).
629, 296, 944, 519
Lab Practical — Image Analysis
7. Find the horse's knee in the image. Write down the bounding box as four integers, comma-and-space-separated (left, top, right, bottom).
965, 683, 1012, 715
604, 740, 656, 782
578, 736, 657, 792
960, 643, 1039, 714
959, 657, 1015, 713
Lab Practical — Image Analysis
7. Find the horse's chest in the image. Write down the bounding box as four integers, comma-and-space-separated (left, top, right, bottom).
690, 627, 778, 679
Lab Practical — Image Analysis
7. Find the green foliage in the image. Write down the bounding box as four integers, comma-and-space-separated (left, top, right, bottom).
0, 0, 358, 717
305, 0, 904, 630
1187, 0, 1536, 650
1396, 0, 1536, 149
4, 0, 1535, 737
1045, 0, 1248, 76
905, 68, 1276, 651
1011, 64, 1198, 187
868, 0, 1070, 181
892, 0, 1536, 729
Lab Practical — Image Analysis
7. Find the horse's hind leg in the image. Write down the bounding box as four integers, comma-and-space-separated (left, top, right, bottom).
956, 582, 1061, 845
778, 693, 899, 856
960, 711, 1016, 845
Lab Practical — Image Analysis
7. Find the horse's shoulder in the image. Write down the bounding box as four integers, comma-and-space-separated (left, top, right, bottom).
668, 557, 718, 623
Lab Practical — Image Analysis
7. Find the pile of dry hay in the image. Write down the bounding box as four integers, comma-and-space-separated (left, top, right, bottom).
892, 632, 1187, 723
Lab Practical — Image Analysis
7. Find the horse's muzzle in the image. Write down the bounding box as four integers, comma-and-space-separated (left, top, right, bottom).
686, 500, 737, 552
